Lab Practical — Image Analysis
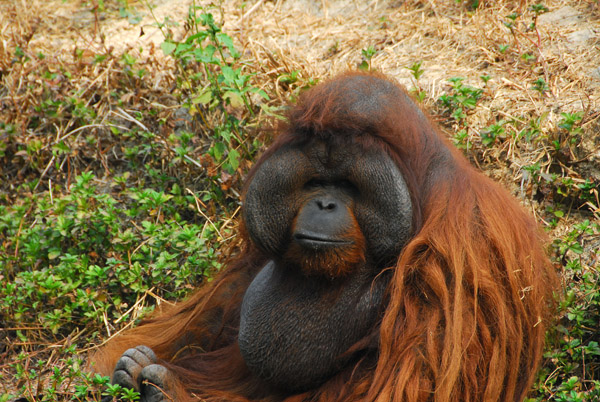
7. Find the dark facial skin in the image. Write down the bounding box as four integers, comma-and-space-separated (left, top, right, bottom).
239, 141, 413, 391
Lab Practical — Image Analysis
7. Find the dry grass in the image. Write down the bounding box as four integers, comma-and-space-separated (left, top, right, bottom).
1, 0, 599, 400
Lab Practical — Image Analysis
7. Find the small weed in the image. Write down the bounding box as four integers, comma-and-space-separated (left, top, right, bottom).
452, 129, 472, 151
577, 179, 599, 205
438, 77, 483, 125
437, 78, 484, 152
549, 112, 584, 154
545, 205, 564, 228
521, 52, 535, 63
532, 77, 549, 95
406, 61, 426, 102
406, 61, 425, 81
503, 12, 519, 31
530, 3, 549, 15
558, 112, 583, 137
519, 113, 547, 143
359, 45, 377, 71
480, 120, 506, 147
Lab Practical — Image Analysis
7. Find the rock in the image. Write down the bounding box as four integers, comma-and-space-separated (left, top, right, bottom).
537, 6, 582, 27
567, 28, 597, 45
590, 66, 600, 81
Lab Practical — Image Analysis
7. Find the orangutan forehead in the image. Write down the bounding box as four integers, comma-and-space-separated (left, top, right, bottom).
332, 74, 403, 118
275, 140, 393, 179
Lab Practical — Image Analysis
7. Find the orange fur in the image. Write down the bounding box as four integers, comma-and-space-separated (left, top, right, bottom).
91, 72, 558, 401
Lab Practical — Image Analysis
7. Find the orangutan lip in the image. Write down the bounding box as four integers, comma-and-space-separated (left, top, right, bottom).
293, 232, 351, 247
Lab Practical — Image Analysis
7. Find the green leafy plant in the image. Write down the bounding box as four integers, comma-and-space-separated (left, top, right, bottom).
452, 129, 472, 151
503, 12, 519, 31
530, 3, 549, 15
160, 10, 268, 176
406, 61, 426, 102
527, 221, 600, 402
438, 77, 483, 125
548, 112, 583, 152
532, 77, 549, 95
519, 113, 547, 143
558, 112, 583, 138
359, 45, 377, 71
480, 120, 506, 146
0, 7, 271, 398
521, 52, 535, 62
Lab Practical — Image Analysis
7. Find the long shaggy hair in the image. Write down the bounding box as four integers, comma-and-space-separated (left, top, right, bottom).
92, 72, 558, 402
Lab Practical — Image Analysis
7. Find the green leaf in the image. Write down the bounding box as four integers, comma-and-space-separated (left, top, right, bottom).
227, 148, 240, 172
192, 88, 213, 105
224, 91, 243, 108
48, 250, 61, 260
250, 87, 270, 100
195, 45, 217, 64
221, 66, 235, 85
185, 31, 208, 44
216, 33, 240, 58
211, 142, 225, 162
160, 41, 177, 56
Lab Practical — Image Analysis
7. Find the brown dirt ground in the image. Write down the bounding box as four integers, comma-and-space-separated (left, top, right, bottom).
1, 0, 599, 398
7, 0, 598, 186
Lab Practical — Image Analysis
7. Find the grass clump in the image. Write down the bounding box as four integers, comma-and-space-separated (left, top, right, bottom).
0, 3, 274, 399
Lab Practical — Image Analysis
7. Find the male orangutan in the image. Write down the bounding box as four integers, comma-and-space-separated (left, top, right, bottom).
93, 72, 558, 402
